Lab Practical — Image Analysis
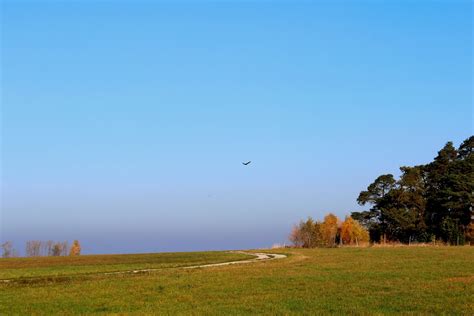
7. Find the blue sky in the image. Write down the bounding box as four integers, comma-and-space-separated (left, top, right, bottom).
1, 1, 472, 254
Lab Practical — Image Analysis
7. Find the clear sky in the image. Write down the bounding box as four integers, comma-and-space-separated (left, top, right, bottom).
1, 0, 472, 255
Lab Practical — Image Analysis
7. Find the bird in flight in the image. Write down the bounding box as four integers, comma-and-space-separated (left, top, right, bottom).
242, 161, 251, 166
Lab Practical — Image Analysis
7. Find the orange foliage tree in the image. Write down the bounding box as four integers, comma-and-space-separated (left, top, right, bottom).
69, 240, 81, 256
322, 213, 339, 247
341, 216, 369, 245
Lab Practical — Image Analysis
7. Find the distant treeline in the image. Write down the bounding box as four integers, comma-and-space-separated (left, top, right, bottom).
1, 240, 81, 258
351, 136, 473, 245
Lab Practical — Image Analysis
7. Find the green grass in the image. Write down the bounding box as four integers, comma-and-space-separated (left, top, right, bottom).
1, 247, 473, 315
0, 251, 254, 279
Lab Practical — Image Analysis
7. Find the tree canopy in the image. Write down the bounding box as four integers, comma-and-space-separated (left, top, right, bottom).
352, 136, 474, 245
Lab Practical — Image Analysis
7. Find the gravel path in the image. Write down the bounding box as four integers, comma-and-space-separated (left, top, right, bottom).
184, 252, 287, 269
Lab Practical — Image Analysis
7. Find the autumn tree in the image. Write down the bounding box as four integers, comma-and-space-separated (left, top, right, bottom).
69, 240, 81, 256
353, 221, 370, 245
51, 243, 62, 256
50, 241, 69, 256
321, 213, 339, 247
290, 214, 370, 248
341, 216, 355, 245
301, 217, 322, 248
289, 224, 304, 247
340, 216, 369, 245
289, 217, 323, 248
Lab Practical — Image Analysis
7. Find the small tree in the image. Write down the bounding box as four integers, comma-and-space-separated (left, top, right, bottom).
69, 240, 81, 256
341, 216, 370, 245
46, 240, 54, 256
341, 216, 355, 245
51, 243, 62, 256
26, 241, 43, 257
322, 213, 339, 247
289, 218, 323, 248
289, 224, 304, 247
60, 241, 69, 256
353, 221, 370, 245
1, 241, 13, 258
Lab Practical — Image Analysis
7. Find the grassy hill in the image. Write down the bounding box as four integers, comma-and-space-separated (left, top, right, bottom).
1, 247, 473, 314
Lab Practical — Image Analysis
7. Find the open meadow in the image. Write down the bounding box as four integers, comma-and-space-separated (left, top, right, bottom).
1, 247, 473, 314
0, 251, 253, 280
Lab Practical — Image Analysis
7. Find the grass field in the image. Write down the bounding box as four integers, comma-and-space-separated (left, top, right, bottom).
0, 251, 253, 280
1, 247, 473, 314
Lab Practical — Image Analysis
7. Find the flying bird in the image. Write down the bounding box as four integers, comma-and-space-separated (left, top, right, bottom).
242, 161, 251, 166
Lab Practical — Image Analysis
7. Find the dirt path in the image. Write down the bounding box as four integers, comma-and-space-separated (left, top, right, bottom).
0, 252, 287, 283
184, 252, 286, 269
105, 252, 287, 275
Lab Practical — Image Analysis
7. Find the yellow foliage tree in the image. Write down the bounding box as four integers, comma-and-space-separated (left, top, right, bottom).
289, 218, 324, 248
69, 240, 81, 256
341, 216, 354, 244
341, 216, 369, 245
322, 213, 339, 247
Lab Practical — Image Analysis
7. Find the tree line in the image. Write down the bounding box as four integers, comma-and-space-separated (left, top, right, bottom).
352, 136, 473, 245
1, 240, 81, 258
289, 136, 473, 247
289, 213, 369, 248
